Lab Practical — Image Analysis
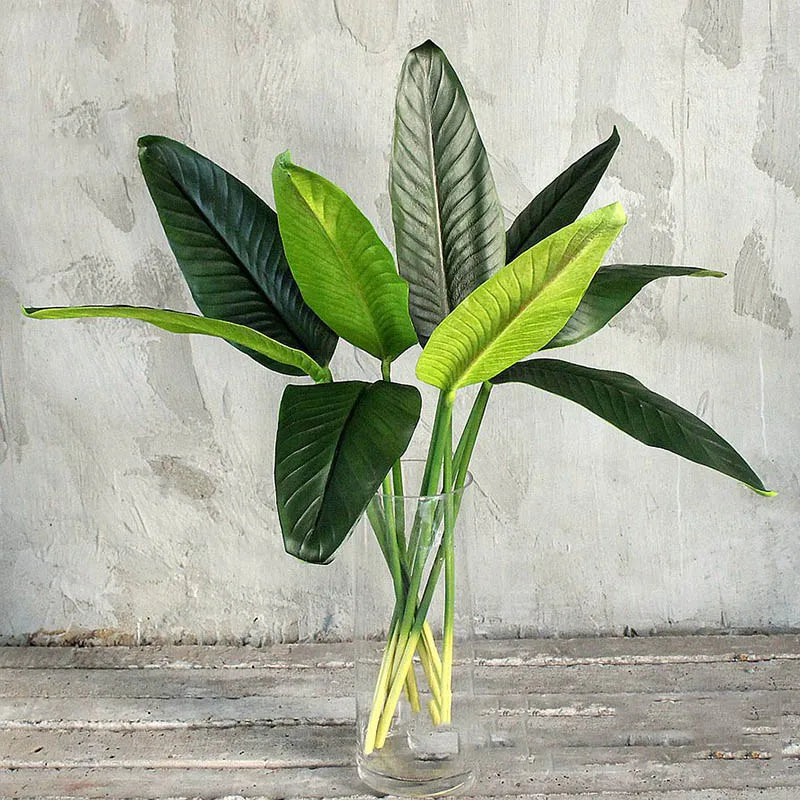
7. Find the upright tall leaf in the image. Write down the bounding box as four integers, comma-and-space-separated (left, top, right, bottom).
275, 381, 421, 564
272, 154, 417, 362
416, 203, 626, 391
390, 40, 506, 343
22, 306, 332, 383
138, 136, 337, 375
493, 358, 773, 495
544, 264, 726, 349
506, 128, 620, 262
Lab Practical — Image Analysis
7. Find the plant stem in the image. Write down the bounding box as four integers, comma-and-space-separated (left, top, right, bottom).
378, 360, 437, 713
363, 613, 400, 755
365, 383, 492, 751
378, 382, 491, 736
440, 405, 455, 723
375, 390, 454, 744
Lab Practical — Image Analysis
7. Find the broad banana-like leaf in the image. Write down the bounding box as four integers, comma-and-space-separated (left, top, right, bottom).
390, 40, 506, 343
272, 153, 416, 362
544, 264, 726, 349
138, 136, 337, 375
506, 128, 620, 262
22, 306, 332, 383
493, 358, 774, 495
275, 380, 421, 563
416, 203, 626, 391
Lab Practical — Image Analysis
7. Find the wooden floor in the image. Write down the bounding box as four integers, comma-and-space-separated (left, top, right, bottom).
1, 635, 799, 799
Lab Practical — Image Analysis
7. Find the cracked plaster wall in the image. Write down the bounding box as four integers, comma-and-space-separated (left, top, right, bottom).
1, 0, 798, 644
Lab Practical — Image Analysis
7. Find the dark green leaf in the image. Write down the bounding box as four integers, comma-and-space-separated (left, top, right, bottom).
272, 153, 416, 362
275, 380, 421, 564
544, 264, 726, 349
138, 136, 337, 375
390, 40, 506, 343
22, 305, 332, 383
493, 358, 774, 495
506, 128, 619, 262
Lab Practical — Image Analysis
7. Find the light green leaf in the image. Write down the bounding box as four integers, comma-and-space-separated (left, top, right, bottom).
492, 357, 774, 496
275, 380, 421, 564
416, 203, 627, 390
272, 153, 417, 362
22, 305, 332, 383
390, 40, 506, 343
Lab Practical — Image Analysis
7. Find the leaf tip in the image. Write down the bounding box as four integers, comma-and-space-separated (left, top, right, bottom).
21, 306, 35, 318
606, 201, 627, 227
274, 150, 292, 170
136, 134, 156, 150
137, 134, 172, 160
412, 38, 442, 54
752, 486, 777, 497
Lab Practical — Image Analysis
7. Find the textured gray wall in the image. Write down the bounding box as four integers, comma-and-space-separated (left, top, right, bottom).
1, 0, 798, 644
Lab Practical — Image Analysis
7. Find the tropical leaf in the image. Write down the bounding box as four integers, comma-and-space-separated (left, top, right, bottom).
275, 380, 421, 563
493, 358, 773, 495
272, 153, 416, 362
416, 203, 626, 391
390, 40, 506, 343
22, 305, 332, 383
138, 136, 337, 375
506, 128, 619, 262
544, 264, 726, 349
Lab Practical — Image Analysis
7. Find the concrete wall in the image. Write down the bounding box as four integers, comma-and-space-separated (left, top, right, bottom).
1, 0, 798, 644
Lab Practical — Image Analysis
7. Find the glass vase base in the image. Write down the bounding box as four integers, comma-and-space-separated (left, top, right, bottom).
357, 727, 475, 798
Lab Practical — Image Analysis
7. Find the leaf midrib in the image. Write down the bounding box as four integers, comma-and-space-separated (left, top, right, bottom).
422, 56, 449, 322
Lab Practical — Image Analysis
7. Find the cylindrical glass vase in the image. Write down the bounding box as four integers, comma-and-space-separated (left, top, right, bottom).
354, 460, 478, 797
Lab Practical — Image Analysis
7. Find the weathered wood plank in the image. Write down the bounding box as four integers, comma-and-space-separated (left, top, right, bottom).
1, 639, 798, 797
2, 636, 798, 670
0, 713, 793, 768
0, 758, 796, 798
1, 659, 798, 700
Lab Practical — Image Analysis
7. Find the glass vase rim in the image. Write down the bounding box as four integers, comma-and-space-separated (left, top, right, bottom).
375, 458, 474, 500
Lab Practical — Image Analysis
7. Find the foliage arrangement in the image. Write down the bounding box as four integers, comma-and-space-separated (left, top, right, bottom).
24, 41, 772, 754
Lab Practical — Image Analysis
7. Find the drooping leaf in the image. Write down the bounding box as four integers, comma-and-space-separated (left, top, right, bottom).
544, 264, 726, 349
390, 40, 506, 343
138, 136, 337, 375
506, 128, 619, 262
22, 305, 332, 383
416, 203, 626, 391
272, 153, 416, 362
275, 380, 421, 563
493, 358, 774, 495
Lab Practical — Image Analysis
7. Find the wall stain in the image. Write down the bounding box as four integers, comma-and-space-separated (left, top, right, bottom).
597, 111, 676, 342
684, 0, 743, 69
733, 227, 792, 337
753, 52, 800, 198
332, 0, 398, 54
60, 253, 127, 301
148, 455, 217, 501
52, 100, 100, 138
76, 0, 124, 61
78, 174, 136, 233
0, 279, 30, 463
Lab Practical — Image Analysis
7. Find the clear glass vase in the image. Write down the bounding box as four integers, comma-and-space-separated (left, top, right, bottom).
354, 460, 478, 797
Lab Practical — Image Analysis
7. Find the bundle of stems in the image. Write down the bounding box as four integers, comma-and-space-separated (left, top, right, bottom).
362, 375, 492, 755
